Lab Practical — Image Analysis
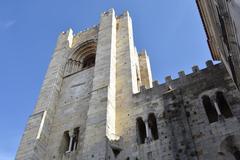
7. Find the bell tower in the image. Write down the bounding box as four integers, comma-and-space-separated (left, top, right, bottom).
16, 9, 153, 160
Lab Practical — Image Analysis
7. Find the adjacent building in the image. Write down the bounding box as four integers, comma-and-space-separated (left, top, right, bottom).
197, 0, 240, 88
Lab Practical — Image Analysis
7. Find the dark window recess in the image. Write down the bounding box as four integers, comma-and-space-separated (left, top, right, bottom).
72, 127, 80, 151
83, 54, 96, 69
111, 147, 121, 158
148, 113, 159, 140
136, 117, 146, 144
216, 91, 233, 118
217, 8, 230, 50
63, 127, 80, 153
202, 95, 218, 123
231, 146, 240, 160
233, 150, 240, 160
63, 131, 70, 153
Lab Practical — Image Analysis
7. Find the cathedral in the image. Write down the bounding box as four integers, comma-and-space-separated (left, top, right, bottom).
16, 1, 240, 160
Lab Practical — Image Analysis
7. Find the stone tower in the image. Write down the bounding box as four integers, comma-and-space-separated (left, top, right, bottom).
16, 9, 240, 160
16, 9, 152, 160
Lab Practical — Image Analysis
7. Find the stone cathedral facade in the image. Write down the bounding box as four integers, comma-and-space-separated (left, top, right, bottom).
16, 9, 240, 160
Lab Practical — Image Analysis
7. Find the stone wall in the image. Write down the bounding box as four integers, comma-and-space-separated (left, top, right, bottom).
16, 9, 240, 160
45, 67, 94, 159
16, 30, 74, 160
119, 61, 240, 160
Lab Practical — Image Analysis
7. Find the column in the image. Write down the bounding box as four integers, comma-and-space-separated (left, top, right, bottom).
213, 100, 224, 121
144, 120, 151, 143
66, 130, 75, 153
213, 101, 221, 115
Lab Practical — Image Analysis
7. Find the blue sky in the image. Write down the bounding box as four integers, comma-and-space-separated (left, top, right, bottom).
0, 0, 212, 159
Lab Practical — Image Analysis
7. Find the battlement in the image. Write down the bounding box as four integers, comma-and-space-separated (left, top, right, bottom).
163, 60, 215, 83
135, 60, 227, 97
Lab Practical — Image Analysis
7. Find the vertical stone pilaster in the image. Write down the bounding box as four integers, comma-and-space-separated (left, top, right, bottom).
82, 9, 117, 160
115, 11, 139, 142
139, 50, 153, 89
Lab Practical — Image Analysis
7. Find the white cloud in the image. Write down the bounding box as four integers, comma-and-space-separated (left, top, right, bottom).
4, 20, 16, 28
0, 19, 16, 30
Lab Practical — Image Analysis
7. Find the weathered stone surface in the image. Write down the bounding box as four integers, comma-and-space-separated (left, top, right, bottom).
16, 9, 240, 160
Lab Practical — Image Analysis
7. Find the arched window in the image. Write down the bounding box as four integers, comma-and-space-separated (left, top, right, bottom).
82, 54, 95, 69
202, 95, 218, 123
65, 40, 97, 75
148, 113, 159, 140
136, 117, 146, 144
216, 91, 233, 118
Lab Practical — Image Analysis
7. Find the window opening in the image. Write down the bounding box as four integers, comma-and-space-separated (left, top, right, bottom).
202, 95, 218, 123
63, 131, 70, 153
216, 91, 233, 118
82, 54, 95, 69
64, 127, 80, 153
136, 117, 146, 144
148, 113, 159, 140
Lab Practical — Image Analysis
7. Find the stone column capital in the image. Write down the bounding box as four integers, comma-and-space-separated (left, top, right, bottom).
68, 130, 75, 138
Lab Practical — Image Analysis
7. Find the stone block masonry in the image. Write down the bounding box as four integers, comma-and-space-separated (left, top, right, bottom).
16, 8, 240, 160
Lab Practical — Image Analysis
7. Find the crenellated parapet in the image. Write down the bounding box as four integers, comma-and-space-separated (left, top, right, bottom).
135, 60, 230, 97
131, 59, 240, 160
